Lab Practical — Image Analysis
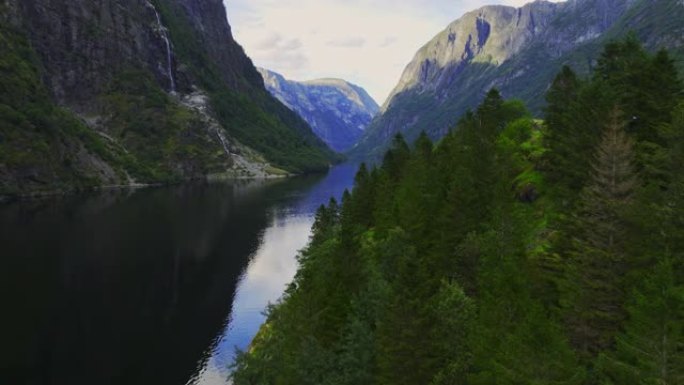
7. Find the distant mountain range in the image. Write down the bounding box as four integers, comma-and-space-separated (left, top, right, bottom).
350, 0, 684, 159
258, 69, 379, 153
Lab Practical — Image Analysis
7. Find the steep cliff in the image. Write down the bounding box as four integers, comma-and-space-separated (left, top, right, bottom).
351, 0, 684, 159
258, 69, 379, 152
0, 0, 336, 197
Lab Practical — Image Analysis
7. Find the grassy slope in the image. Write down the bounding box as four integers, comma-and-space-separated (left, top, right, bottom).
97, 69, 232, 183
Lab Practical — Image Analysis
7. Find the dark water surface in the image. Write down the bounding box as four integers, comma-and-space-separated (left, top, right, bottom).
0, 164, 357, 385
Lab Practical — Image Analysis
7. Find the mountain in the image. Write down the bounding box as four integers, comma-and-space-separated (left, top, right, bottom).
350, 0, 684, 159
0, 0, 337, 197
258, 69, 379, 152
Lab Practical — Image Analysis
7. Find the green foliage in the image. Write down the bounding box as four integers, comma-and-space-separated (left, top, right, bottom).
234, 39, 684, 385
597, 259, 684, 385
234, 88, 581, 385
153, 0, 338, 173
596, 34, 682, 145
560, 107, 639, 358
542, 38, 684, 365
1, 0, 341, 197
100, 69, 228, 183
0, 23, 130, 195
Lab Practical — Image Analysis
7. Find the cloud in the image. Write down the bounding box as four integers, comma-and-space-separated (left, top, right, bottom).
250, 32, 310, 72
259, 51, 309, 73
255, 33, 283, 50
326, 37, 366, 48
282, 38, 303, 50
255, 33, 302, 51
225, 0, 566, 104
379, 36, 398, 48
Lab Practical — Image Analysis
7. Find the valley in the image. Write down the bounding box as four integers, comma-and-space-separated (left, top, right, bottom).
1, 1, 683, 384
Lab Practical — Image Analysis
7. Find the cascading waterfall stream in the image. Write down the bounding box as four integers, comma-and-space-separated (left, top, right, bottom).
216, 128, 232, 157
145, 0, 176, 93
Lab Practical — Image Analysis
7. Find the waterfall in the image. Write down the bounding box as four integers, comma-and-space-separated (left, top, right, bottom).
216, 128, 232, 157
145, 0, 176, 93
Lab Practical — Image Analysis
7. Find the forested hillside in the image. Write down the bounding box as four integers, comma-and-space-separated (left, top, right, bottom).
232, 37, 684, 385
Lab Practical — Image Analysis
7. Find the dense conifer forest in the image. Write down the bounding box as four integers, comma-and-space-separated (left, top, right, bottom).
232, 36, 684, 385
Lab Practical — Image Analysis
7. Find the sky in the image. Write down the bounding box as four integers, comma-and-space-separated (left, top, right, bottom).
223, 0, 549, 105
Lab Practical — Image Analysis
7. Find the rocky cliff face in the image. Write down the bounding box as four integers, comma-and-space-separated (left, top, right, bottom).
15, 0, 175, 107
259, 69, 379, 152
382, 1, 561, 111
0, 0, 334, 197
170, 0, 263, 92
351, 0, 684, 159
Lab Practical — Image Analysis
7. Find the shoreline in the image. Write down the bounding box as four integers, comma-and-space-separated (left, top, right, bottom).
0, 172, 296, 204
0, 162, 343, 204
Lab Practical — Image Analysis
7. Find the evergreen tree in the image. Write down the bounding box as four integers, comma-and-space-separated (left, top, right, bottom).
232, 47, 684, 385
310, 198, 339, 246
428, 281, 474, 385
348, 163, 376, 228
596, 34, 682, 145
597, 259, 684, 385
375, 232, 435, 385
544, 65, 582, 197
659, 102, 684, 263
469, 140, 585, 385
562, 107, 639, 357
396, 131, 439, 252
381, 133, 410, 182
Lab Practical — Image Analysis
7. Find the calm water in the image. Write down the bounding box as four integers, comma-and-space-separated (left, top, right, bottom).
0, 164, 357, 385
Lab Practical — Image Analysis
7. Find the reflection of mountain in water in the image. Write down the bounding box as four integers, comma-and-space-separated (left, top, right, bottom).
290, 163, 360, 215
0, 168, 356, 385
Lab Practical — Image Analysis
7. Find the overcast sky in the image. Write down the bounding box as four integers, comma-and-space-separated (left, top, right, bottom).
224, 0, 550, 104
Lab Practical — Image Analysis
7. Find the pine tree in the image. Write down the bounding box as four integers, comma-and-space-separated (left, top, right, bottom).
396, 132, 439, 252
659, 102, 684, 263
310, 198, 339, 246
428, 281, 474, 385
348, 163, 376, 228
641, 49, 683, 142
374, 135, 411, 233
562, 107, 639, 357
375, 232, 434, 385
597, 259, 684, 385
381, 133, 410, 182
595, 34, 648, 84
544, 65, 582, 197
231, 48, 684, 385
596, 35, 682, 145
544, 72, 616, 205
468, 195, 584, 385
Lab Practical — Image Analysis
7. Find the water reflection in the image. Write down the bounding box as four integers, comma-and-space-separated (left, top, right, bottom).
189, 164, 358, 385
189, 216, 313, 385
0, 164, 357, 385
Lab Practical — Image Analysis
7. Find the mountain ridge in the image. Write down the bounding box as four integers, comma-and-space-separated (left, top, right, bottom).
352, 0, 684, 159
258, 68, 379, 152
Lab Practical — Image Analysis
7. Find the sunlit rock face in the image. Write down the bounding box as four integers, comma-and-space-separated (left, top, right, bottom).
382, 1, 560, 110
259, 68, 379, 153
352, 0, 684, 159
